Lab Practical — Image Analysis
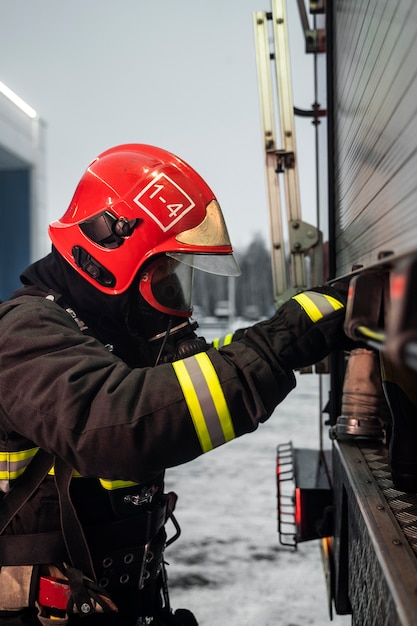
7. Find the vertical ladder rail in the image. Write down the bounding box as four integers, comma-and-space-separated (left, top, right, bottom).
254, 0, 321, 305
271, 0, 306, 290
254, 11, 288, 299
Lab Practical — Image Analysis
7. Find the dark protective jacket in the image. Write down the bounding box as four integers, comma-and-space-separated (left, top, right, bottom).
0, 252, 296, 623
0, 293, 293, 482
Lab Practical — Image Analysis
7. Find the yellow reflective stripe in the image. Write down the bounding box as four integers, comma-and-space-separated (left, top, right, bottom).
357, 325, 386, 342
292, 293, 322, 321
47, 470, 137, 488
0, 448, 137, 489
212, 333, 234, 349
172, 359, 213, 452
48, 467, 82, 478
194, 352, 235, 443
172, 353, 235, 453
292, 291, 344, 322
323, 294, 344, 311
48, 470, 136, 488
0, 448, 39, 462
99, 478, 139, 490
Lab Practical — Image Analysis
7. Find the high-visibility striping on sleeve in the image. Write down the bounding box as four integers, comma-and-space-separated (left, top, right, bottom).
172, 352, 236, 453
194, 352, 235, 443
292, 291, 344, 323
0, 447, 39, 480
212, 333, 234, 349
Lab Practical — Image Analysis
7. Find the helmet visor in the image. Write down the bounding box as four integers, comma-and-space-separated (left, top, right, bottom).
139, 256, 193, 316
166, 252, 241, 277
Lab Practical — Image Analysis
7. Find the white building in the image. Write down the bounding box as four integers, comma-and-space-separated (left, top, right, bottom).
0, 82, 46, 300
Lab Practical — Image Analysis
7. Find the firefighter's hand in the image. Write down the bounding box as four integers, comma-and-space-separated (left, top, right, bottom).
243, 285, 347, 371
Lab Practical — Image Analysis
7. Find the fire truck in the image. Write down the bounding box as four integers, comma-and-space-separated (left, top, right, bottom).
253, 1, 417, 623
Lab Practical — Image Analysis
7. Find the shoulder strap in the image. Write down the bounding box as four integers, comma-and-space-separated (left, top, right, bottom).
0, 449, 53, 534
0, 450, 96, 580
54, 455, 96, 581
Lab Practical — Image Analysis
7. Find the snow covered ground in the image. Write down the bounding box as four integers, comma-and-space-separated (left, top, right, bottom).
164, 362, 352, 626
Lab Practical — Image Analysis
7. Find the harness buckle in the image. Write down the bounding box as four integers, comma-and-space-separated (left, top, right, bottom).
123, 485, 158, 506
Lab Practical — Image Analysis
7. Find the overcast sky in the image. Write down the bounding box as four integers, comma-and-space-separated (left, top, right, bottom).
0, 0, 316, 251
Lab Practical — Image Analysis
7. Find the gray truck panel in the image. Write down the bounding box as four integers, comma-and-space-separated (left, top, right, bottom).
333, 0, 417, 276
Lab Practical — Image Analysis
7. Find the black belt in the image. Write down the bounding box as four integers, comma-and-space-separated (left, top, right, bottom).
0, 530, 66, 565
0, 503, 167, 566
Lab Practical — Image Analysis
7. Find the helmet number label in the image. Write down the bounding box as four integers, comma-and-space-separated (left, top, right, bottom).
133, 173, 195, 232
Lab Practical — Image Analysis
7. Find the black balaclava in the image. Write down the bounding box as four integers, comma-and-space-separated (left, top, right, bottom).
17, 247, 206, 367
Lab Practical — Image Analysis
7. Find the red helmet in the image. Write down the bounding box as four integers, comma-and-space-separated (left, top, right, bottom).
49, 144, 240, 315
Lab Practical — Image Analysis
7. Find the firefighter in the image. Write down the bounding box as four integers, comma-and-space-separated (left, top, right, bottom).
0, 144, 347, 625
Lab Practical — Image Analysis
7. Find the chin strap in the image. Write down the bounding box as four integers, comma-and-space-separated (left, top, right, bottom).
147, 320, 192, 344
149, 319, 210, 365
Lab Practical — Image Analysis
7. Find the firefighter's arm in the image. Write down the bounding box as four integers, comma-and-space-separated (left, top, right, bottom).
0, 288, 345, 482
0, 297, 294, 481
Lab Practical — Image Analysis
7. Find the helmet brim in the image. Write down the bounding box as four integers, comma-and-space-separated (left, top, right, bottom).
166, 251, 241, 277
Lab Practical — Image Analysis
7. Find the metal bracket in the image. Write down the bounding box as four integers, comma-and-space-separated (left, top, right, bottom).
296, 0, 326, 53
289, 219, 319, 253
305, 28, 326, 54
309, 0, 325, 13
274, 149, 295, 172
